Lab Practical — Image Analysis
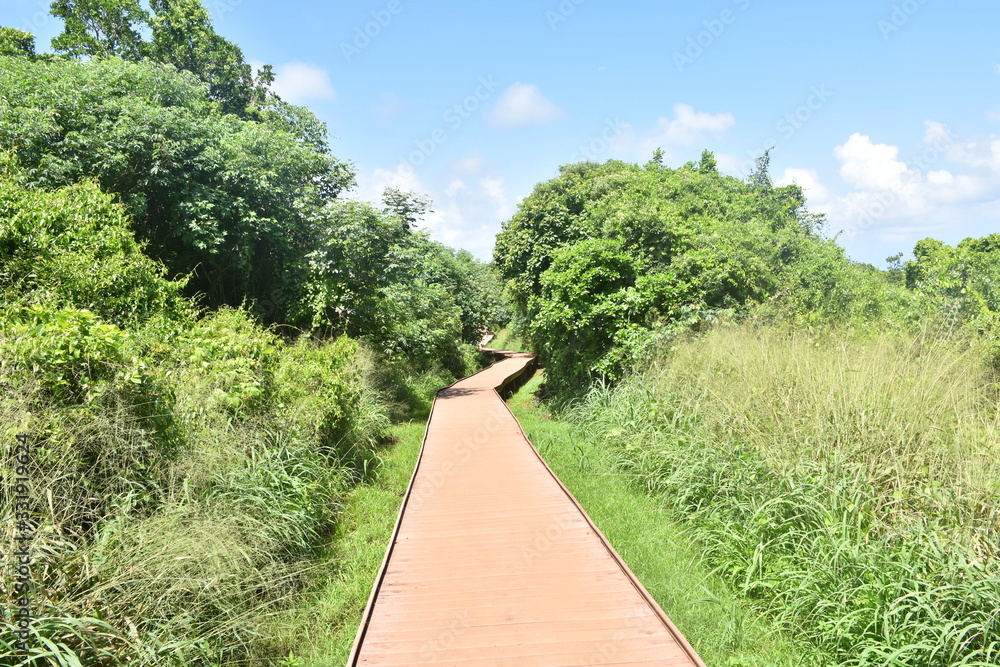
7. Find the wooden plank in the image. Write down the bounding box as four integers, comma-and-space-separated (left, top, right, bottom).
347, 350, 706, 667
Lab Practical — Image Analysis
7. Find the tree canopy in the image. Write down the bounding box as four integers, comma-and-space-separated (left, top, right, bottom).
494, 156, 916, 397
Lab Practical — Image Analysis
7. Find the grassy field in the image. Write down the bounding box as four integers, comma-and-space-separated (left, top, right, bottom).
508, 370, 810, 667
573, 324, 1000, 665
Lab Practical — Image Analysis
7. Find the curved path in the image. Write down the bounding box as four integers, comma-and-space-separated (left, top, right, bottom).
348, 349, 705, 666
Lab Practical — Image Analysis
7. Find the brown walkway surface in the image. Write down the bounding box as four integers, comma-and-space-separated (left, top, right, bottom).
348, 351, 706, 666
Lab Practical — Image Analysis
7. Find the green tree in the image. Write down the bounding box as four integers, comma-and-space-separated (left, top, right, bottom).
698, 149, 718, 173
382, 187, 433, 229
0, 27, 36, 56
748, 147, 774, 190
50, 0, 148, 58
148, 0, 256, 115
905, 234, 1000, 326
0, 55, 354, 320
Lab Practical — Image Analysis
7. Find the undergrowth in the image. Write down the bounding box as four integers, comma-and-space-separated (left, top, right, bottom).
572, 324, 1000, 666
0, 304, 439, 665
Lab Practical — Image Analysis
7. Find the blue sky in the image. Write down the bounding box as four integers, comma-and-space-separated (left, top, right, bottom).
5, 0, 1000, 265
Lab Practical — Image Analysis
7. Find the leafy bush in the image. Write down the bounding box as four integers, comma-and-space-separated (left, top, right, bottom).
0, 304, 397, 665
274, 335, 388, 470
0, 27, 35, 57
0, 179, 189, 327
303, 199, 498, 367
0, 54, 352, 320
495, 157, 907, 399
162, 307, 280, 420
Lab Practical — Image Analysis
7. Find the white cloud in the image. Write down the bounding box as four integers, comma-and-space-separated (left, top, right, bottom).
361, 162, 426, 200
488, 83, 565, 129
833, 133, 910, 191
480, 177, 504, 201
794, 125, 1000, 253
610, 104, 734, 162
926, 169, 953, 186
776, 167, 829, 203
270, 62, 336, 105
648, 103, 735, 147
444, 179, 469, 197
354, 163, 516, 259
426, 175, 516, 256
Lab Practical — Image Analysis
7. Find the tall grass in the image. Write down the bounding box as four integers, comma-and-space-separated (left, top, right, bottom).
573, 325, 1000, 666
1, 307, 392, 665
509, 371, 811, 666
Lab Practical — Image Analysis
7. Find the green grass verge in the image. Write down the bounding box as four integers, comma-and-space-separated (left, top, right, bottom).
274, 421, 425, 666
508, 371, 809, 667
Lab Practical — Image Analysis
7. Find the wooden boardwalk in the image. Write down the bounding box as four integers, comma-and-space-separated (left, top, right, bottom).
348, 349, 705, 666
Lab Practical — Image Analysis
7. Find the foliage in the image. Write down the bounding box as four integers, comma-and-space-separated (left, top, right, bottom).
274, 335, 389, 470
573, 325, 1000, 666
0, 27, 36, 56
905, 234, 1000, 327
0, 54, 353, 320
49, 0, 270, 118
303, 199, 500, 365
381, 186, 432, 228
0, 178, 189, 327
494, 156, 909, 399
530, 237, 695, 395
0, 305, 393, 665
50, 0, 149, 59
147, 0, 263, 116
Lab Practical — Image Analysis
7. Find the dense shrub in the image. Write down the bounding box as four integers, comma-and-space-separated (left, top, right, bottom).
0, 55, 352, 319
0, 179, 189, 327
0, 305, 393, 665
494, 157, 917, 400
